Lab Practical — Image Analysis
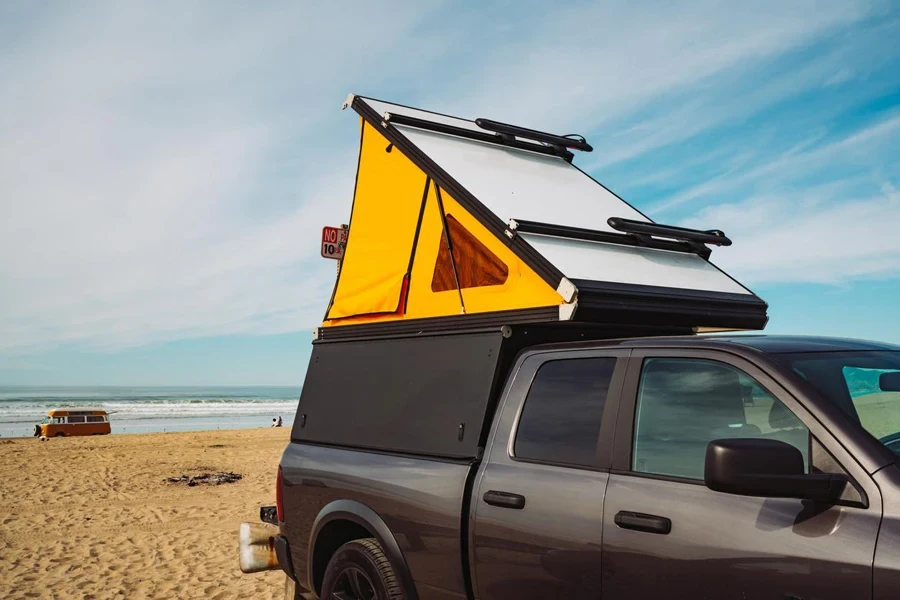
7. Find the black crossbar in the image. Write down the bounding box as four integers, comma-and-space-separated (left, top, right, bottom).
511, 219, 722, 259
607, 217, 732, 247
475, 118, 593, 152
384, 112, 574, 161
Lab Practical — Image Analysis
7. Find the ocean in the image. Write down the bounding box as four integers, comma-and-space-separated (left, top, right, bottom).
0, 386, 300, 438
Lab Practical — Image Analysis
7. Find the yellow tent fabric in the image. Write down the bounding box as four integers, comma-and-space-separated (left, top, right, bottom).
401, 181, 563, 320
325, 120, 427, 320
324, 122, 564, 327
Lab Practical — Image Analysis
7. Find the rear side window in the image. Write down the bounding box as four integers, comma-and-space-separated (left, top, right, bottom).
67, 416, 86, 423
514, 357, 617, 469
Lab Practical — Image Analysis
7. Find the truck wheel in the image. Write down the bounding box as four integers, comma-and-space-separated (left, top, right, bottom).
55, 432, 65, 437
321, 538, 404, 600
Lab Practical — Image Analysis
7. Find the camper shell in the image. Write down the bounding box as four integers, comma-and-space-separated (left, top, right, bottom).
293, 95, 768, 461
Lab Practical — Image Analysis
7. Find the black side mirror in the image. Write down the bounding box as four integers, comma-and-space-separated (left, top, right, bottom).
705, 438, 847, 503
880, 372, 900, 392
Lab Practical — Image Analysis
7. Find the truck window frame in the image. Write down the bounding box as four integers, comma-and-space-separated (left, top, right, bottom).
505, 348, 631, 472
610, 348, 874, 504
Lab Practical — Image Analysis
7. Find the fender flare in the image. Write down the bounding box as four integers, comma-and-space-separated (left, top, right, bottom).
309, 499, 419, 600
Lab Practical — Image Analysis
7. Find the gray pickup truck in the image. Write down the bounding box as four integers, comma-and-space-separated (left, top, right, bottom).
238, 95, 900, 599
262, 332, 900, 600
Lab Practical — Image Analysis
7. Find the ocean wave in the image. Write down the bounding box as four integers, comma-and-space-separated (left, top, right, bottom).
0, 400, 298, 423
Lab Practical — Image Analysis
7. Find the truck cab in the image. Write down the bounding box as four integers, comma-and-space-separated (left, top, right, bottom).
469, 335, 900, 600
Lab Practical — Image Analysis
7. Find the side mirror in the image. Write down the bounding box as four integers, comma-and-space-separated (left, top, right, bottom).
880, 372, 900, 392
705, 438, 847, 503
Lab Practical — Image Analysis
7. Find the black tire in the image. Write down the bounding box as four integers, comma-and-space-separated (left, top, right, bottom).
55, 432, 65, 437
321, 538, 404, 600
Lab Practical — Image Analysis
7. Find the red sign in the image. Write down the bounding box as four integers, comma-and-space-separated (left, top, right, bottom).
321, 226, 348, 260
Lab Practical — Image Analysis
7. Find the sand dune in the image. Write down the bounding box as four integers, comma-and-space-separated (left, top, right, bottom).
0, 428, 290, 599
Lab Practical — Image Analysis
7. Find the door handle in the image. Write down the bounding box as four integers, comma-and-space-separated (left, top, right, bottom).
614, 511, 671, 535
483, 490, 526, 509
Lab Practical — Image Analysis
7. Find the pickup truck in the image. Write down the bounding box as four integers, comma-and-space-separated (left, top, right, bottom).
262, 332, 900, 600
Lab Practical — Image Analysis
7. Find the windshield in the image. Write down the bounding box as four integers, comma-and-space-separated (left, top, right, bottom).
776, 351, 900, 454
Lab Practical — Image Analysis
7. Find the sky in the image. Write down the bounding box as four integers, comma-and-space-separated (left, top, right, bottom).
1, 1, 899, 386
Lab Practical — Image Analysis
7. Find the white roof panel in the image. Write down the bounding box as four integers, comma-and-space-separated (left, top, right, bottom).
395, 125, 649, 233
520, 233, 750, 295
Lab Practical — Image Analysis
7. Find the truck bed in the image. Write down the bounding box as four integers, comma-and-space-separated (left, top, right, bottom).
280, 441, 474, 600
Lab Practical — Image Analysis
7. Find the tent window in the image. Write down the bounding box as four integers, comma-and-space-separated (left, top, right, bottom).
432, 214, 509, 292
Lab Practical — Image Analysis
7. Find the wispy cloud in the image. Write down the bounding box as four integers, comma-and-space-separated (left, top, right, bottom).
0, 1, 447, 352
683, 181, 900, 284
650, 113, 900, 213
0, 0, 896, 355
425, 0, 879, 131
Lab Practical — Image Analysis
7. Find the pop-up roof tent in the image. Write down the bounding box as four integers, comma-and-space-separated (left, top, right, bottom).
318, 94, 767, 340
293, 95, 769, 458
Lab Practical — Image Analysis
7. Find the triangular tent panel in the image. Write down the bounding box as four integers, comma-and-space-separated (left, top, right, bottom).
321, 95, 768, 336
324, 119, 426, 320
324, 120, 563, 327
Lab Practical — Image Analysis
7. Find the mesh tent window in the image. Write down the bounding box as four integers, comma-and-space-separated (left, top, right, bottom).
432, 214, 509, 292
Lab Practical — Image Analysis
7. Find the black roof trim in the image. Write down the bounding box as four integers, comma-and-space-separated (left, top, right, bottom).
573, 280, 769, 331
317, 306, 560, 343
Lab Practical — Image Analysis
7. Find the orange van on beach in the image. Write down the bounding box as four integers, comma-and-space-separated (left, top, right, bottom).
35, 409, 111, 437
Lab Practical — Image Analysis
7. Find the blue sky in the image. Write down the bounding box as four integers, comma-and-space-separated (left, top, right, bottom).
1, 1, 899, 385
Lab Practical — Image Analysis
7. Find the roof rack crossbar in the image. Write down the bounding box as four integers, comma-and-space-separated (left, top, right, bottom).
475, 118, 593, 152
383, 112, 575, 162
509, 219, 717, 259
607, 217, 732, 247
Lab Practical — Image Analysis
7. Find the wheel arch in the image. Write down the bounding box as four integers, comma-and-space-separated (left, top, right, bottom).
309, 499, 419, 600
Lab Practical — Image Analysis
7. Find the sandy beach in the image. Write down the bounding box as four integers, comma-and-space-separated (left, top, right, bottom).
0, 428, 291, 599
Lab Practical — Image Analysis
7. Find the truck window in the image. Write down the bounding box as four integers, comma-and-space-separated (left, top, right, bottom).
777, 350, 900, 453
633, 358, 810, 480
513, 357, 616, 469
67, 416, 86, 423
86, 415, 105, 423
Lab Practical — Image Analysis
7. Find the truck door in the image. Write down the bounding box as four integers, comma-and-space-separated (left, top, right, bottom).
471, 349, 629, 600
602, 349, 882, 599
